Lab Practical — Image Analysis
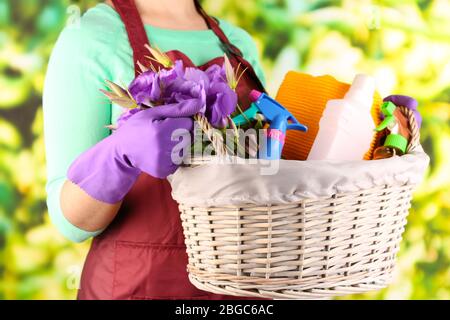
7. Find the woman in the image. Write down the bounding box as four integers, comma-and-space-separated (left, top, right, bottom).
43, 0, 266, 299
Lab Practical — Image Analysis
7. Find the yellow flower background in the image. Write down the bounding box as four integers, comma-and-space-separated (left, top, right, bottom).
0, 0, 448, 299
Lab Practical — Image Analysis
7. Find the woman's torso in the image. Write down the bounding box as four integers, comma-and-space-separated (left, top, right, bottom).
79, 3, 265, 124
74, 2, 266, 300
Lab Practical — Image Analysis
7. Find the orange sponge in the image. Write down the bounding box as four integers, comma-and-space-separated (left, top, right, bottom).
275, 71, 382, 161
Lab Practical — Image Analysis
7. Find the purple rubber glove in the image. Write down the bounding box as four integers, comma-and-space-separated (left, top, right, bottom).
67, 100, 201, 204
384, 95, 422, 128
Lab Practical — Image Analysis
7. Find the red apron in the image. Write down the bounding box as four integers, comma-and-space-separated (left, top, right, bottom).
77, 0, 266, 300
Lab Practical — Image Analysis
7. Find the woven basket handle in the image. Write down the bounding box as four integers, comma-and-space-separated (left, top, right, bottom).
399, 106, 421, 153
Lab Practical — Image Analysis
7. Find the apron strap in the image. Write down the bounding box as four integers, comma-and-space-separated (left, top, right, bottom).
194, 1, 243, 57
194, 0, 266, 92
111, 0, 150, 76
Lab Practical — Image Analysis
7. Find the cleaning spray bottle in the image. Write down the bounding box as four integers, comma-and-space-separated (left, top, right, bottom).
307, 74, 377, 161
373, 101, 410, 159
246, 90, 308, 160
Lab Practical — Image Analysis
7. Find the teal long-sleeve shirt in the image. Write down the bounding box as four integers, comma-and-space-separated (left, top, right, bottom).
43, 3, 266, 242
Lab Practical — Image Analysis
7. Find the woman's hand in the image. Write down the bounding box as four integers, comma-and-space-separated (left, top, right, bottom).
67, 100, 202, 205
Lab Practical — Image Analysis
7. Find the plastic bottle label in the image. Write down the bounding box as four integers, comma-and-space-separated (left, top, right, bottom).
265, 129, 286, 144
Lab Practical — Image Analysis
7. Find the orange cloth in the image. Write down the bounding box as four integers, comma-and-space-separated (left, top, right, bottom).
275, 71, 382, 160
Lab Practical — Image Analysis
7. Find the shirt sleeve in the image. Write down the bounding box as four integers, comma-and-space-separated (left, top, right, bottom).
218, 19, 267, 87
43, 24, 112, 242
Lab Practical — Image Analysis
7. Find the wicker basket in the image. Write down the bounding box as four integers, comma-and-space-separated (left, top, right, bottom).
175, 107, 426, 299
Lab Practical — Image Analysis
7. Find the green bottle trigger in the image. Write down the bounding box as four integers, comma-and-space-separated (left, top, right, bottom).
375, 101, 397, 132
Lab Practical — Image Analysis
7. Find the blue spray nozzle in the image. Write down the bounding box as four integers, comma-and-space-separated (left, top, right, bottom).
241, 90, 307, 160
231, 91, 308, 132
287, 123, 308, 131
249, 90, 307, 133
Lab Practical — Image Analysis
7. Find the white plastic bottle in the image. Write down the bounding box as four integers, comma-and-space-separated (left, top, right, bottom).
307, 74, 376, 161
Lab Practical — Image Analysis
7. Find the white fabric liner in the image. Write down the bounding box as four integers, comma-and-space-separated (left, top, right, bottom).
169, 147, 429, 207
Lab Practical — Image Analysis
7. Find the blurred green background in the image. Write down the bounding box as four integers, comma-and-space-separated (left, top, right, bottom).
0, 0, 449, 299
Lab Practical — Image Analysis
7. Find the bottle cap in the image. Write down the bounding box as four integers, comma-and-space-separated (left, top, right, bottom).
381, 101, 396, 116
375, 101, 397, 131
384, 133, 408, 154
